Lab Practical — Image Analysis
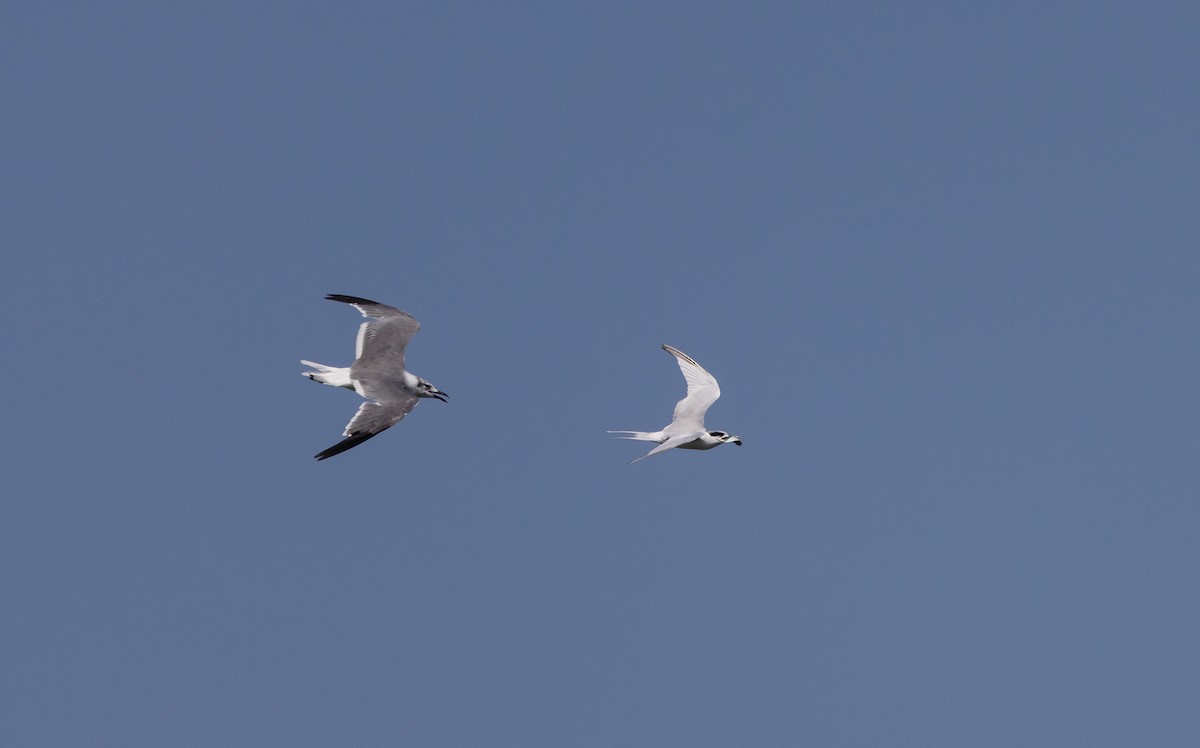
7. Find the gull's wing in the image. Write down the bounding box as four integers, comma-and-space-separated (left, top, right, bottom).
661, 344, 720, 432
314, 389, 420, 460
325, 294, 421, 372
630, 434, 699, 464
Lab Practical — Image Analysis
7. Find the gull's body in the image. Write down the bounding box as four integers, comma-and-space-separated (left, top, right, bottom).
302, 294, 446, 460
610, 344, 742, 463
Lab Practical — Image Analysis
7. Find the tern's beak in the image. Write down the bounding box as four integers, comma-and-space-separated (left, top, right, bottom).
732, 438, 743, 446
432, 391, 448, 403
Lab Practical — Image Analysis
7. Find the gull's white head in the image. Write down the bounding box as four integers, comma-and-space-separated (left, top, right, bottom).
417, 378, 449, 403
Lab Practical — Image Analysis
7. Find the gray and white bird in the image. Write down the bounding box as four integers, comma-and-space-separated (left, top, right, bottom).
610, 344, 742, 463
302, 294, 447, 460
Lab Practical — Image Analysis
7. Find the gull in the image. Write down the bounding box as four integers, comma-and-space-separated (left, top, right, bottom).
609, 344, 742, 463
302, 294, 447, 460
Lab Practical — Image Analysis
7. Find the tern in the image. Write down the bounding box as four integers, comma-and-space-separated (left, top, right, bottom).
302, 294, 447, 460
610, 344, 742, 463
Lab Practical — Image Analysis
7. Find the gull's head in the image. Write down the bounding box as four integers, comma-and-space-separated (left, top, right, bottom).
419, 379, 449, 403
709, 431, 743, 446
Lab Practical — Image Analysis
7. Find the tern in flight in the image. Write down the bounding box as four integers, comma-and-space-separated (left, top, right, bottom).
609, 344, 742, 463
302, 294, 447, 460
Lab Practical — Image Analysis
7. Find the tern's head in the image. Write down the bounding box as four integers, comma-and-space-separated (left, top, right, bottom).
709, 431, 742, 446
418, 379, 449, 403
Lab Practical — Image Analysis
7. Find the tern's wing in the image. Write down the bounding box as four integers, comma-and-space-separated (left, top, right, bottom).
629, 434, 698, 464
314, 389, 419, 460
661, 344, 720, 431
325, 294, 422, 371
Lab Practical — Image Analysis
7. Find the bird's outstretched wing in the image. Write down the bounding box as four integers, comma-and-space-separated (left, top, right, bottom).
629, 433, 699, 464
325, 294, 422, 372
314, 390, 420, 460
661, 344, 720, 432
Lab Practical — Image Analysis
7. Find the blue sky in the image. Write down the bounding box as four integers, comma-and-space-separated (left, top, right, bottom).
4, 2, 1199, 745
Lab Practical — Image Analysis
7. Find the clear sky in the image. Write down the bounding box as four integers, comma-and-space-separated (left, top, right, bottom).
4, 2, 1199, 746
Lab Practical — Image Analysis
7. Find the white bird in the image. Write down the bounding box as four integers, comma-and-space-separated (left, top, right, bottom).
610, 344, 742, 463
302, 294, 447, 460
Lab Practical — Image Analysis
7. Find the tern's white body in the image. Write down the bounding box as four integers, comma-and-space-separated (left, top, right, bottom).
610, 344, 742, 463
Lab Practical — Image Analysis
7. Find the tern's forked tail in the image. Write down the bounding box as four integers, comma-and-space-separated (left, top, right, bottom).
607, 430, 662, 443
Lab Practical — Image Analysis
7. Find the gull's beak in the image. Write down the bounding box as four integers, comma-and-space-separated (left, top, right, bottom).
432, 390, 448, 403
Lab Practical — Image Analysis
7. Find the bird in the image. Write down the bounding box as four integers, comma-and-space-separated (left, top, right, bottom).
609, 344, 742, 463
302, 294, 447, 460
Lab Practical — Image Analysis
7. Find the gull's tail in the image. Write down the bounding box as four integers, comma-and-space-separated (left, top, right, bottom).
301, 360, 354, 389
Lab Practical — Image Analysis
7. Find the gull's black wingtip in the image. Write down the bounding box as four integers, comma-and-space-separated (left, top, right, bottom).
325, 293, 380, 306
313, 431, 380, 461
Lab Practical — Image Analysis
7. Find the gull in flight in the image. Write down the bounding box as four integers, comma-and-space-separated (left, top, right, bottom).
610, 344, 742, 463
302, 294, 447, 460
